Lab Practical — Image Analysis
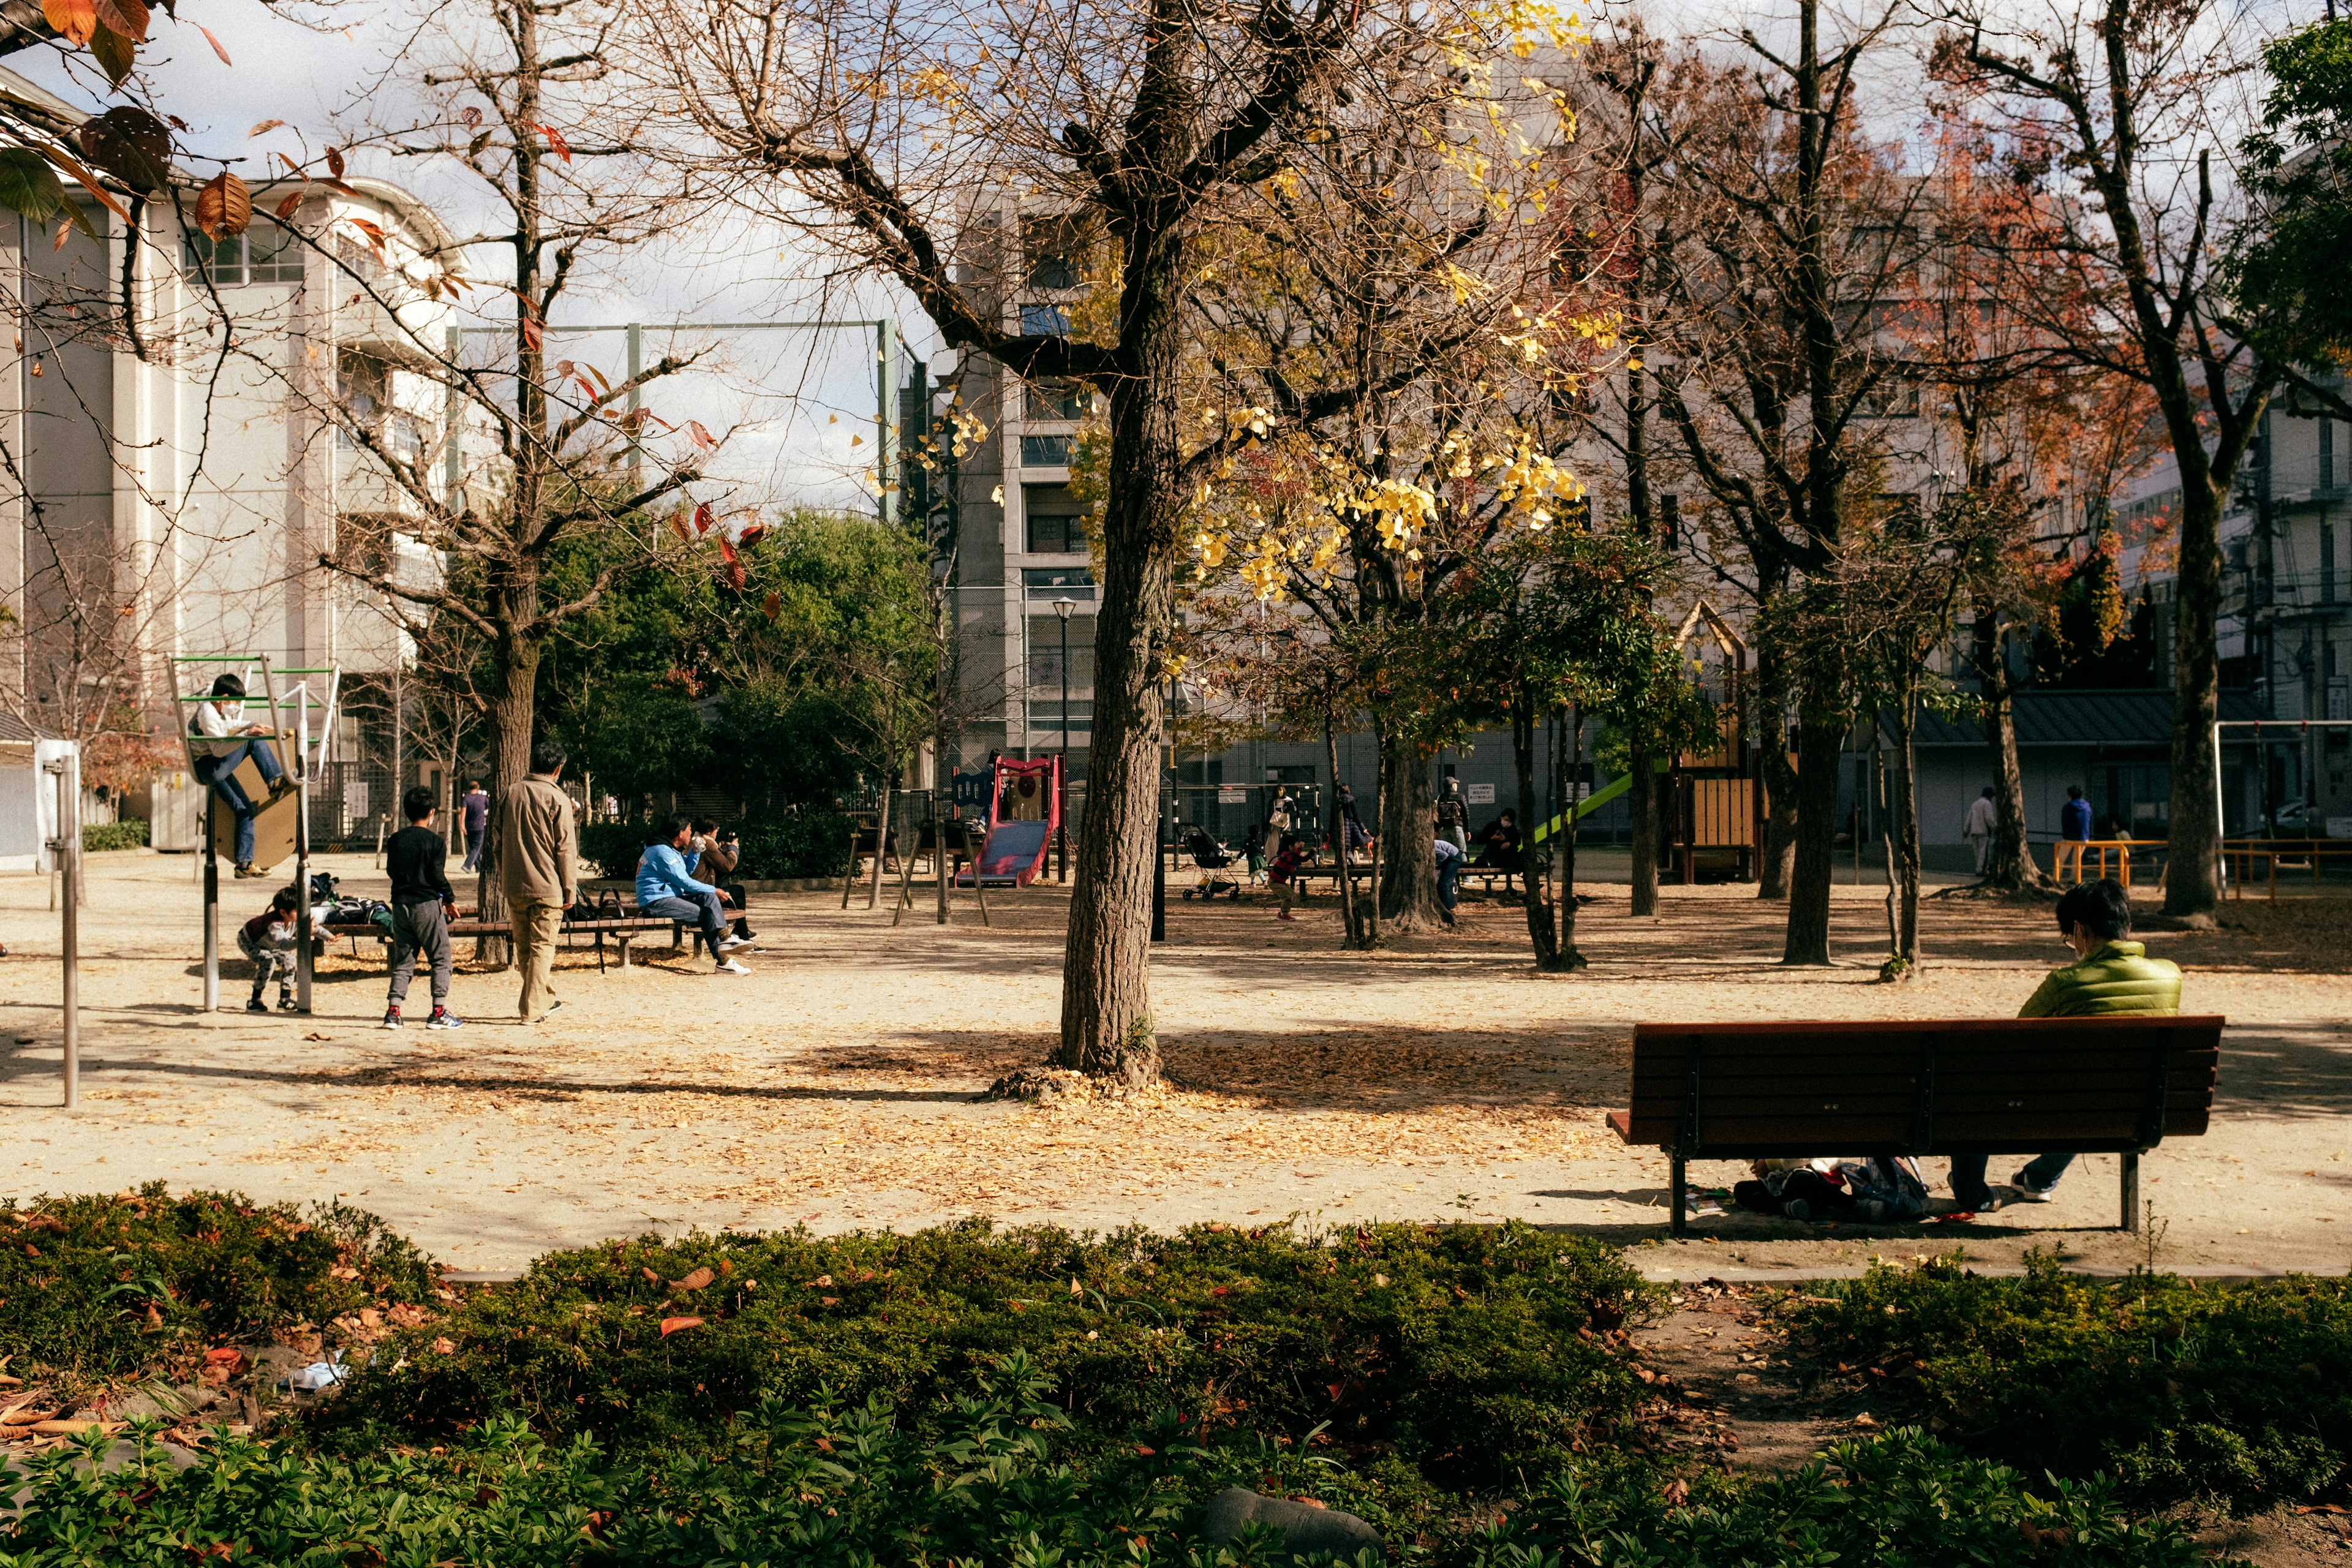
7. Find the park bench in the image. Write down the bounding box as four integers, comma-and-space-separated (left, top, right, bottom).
1608, 1016, 2223, 1237
321, 912, 699, 972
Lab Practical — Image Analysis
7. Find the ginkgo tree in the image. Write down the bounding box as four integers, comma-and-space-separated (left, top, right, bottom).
636, 0, 1597, 1077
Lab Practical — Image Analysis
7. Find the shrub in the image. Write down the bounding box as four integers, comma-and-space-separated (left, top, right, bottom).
308, 1219, 1653, 1496
0, 1185, 436, 1395
1491, 1425, 2220, 1568
81, 819, 149, 852
0, 1382, 2226, 1568
578, 813, 854, 881
1790, 1254, 2352, 1513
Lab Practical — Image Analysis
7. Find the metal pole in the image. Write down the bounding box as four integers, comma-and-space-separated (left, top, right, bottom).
202, 791, 219, 1011
295, 689, 313, 1014
48, 758, 78, 1108
1058, 608, 1070, 884
876, 318, 897, 526
626, 321, 644, 486
444, 323, 463, 503
1153, 682, 1169, 943
2212, 717, 2228, 892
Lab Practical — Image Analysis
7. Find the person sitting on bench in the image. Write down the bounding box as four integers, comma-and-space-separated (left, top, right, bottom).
1948, 876, 2180, 1213
1475, 809, 1522, 893
686, 817, 755, 941
636, 815, 751, 973
190, 674, 289, 879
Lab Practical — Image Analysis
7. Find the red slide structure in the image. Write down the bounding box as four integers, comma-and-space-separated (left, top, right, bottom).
959, 755, 1063, 888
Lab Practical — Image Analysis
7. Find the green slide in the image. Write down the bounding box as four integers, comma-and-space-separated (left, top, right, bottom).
1526, 757, 1671, 844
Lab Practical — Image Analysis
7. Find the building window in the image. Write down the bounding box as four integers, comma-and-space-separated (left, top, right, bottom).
2323, 418, 2336, 493
184, 223, 305, 286
337, 350, 424, 461
1020, 432, 1075, 467
1855, 372, 1920, 419
1023, 483, 1085, 554
1019, 303, 1071, 337
1028, 378, 1088, 420
2324, 518, 2337, 604
1023, 566, 1094, 601
337, 352, 385, 448
1022, 216, 1082, 290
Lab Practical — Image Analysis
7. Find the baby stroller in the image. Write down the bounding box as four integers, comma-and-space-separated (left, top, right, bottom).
1180, 827, 1243, 900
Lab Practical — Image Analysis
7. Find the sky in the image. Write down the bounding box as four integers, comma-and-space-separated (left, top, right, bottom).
12, 0, 948, 514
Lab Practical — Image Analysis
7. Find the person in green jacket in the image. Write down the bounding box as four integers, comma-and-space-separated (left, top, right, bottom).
1950, 877, 2182, 1212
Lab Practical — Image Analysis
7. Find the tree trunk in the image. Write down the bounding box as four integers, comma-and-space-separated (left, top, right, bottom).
1557, 707, 1588, 968
1378, 739, 1441, 930
1754, 639, 1798, 900
1628, 733, 1660, 916
867, 773, 894, 910
1877, 737, 1899, 954
475, 627, 537, 970
1512, 694, 1566, 968
1973, 617, 2051, 892
1055, 235, 1182, 1082
2163, 481, 2225, 916
1781, 698, 1845, 965
1324, 715, 1362, 947
1893, 698, 1921, 967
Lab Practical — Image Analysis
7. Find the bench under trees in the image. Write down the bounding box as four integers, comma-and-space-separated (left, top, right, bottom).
1610, 1017, 2223, 1235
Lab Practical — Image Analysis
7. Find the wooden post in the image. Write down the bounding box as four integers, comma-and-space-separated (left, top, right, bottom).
2120, 1150, 2140, 1234
1670, 1153, 1687, 1238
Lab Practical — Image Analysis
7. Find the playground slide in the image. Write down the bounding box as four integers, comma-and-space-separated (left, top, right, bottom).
973, 820, 1052, 886
1526, 758, 1670, 844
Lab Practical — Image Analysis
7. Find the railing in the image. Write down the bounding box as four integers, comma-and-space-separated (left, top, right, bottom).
2220, 838, 2352, 902
2049, 839, 2166, 890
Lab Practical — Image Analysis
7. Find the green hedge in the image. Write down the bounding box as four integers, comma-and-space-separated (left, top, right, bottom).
81, 819, 149, 851
1791, 1254, 2352, 1513
0, 1185, 435, 1398
578, 813, 855, 881
0, 1392, 2220, 1568
309, 1219, 1654, 1501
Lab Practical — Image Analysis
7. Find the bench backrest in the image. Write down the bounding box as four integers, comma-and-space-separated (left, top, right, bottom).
1623, 1017, 2222, 1158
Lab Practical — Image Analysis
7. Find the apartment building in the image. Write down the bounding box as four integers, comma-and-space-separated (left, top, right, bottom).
0, 64, 458, 842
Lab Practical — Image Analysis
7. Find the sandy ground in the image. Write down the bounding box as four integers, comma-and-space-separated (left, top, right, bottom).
0, 848, 2345, 1274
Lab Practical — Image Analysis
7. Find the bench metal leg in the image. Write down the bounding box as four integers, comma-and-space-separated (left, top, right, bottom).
1670, 1153, 1687, 1238
2120, 1151, 2140, 1234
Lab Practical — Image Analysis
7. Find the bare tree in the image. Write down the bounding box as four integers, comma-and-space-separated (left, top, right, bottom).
1649, 0, 1926, 963
1930, 0, 2316, 914
281, 0, 717, 951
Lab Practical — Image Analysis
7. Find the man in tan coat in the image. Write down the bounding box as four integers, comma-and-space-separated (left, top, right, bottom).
495, 738, 578, 1023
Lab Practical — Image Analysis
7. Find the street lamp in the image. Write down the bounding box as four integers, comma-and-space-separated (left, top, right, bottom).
1054, 596, 1074, 884
1052, 597, 1075, 759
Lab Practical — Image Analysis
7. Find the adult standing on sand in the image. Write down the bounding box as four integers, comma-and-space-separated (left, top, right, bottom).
497, 739, 578, 1024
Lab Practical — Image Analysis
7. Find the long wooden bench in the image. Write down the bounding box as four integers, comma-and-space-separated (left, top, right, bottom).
322, 914, 692, 972
1608, 1017, 2223, 1237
